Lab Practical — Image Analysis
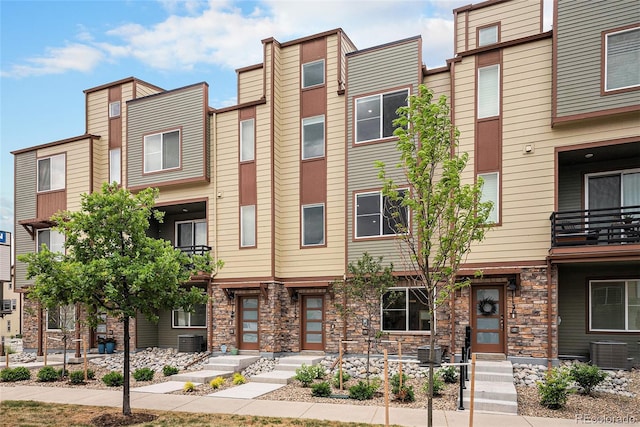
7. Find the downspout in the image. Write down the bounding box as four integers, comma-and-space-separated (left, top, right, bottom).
546, 257, 553, 369
210, 109, 217, 354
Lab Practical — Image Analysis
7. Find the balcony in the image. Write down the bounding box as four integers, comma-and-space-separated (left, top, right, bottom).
175, 245, 211, 256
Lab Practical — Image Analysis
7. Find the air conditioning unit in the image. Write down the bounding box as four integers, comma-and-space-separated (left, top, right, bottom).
417, 345, 441, 367
590, 341, 629, 370
177, 335, 203, 353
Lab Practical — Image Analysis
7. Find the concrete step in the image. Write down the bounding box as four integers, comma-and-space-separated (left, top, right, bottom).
463, 381, 517, 401
475, 353, 506, 361
201, 363, 239, 372
171, 370, 232, 383
472, 360, 514, 375
250, 370, 295, 384
274, 355, 324, 372
462, 397, 518, 415
474, 372, 514, 382
205, 355, 260, 371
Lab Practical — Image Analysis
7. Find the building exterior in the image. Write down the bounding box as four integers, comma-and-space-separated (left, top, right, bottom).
12, 0, 639, 366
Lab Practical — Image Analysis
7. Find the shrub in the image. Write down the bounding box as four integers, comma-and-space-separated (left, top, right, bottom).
86, 369, 95, 380
391, 373, 415, 402
348, 380, 379, 400
294, 364, 316, 387
102, 371, 124, 387
332, 370, 351, 388
422, 373, 445, 396
232, 373, 246, 385
133, 367, 155, 382
569, 363, 606, 396
69, 370, 87, 384
210, 376, 225, 389
538, 367, 572, 409
163, 365, 179, 377
439, 366, 458, 384
37, 366, 61, 382
1, 367, 31, 382
311, 381, 332, 397
311, 364, 326, 379
183, 381, 195, 392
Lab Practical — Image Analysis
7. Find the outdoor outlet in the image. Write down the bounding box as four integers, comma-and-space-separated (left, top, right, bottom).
523, 144, 535, 154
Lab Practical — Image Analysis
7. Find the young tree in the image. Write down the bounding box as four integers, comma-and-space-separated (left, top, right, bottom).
20, 183, 221, 417
377, 85, 492, 426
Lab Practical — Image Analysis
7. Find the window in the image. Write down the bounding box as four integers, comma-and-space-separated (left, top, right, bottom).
478, 25, 498, 46
355, 89, 408, 143
172, 303, 206, 328
109, 148, 121, 184
37, 229, 65, 254
355, 190, 408, 238
590, 279, 640, 332
1, 300, 10, 311
382, 288, 431, 332
37, 154, 65, 192
478, 172, 499, 224
11, 299, 16, 310
109, 101, 121, 118
46, 304, 75, 331
240, 119, 255, 162
302, 59, 324, 88
176, 220, 206, 252
586, 169, 640, 215
605, 27, 640, 91
302, 204, 325, 246
144, 130, 180, 173
241, 205, 256, 247
302, 115, 325, 159
6, 320, 10, 332
478, 65, 500, 118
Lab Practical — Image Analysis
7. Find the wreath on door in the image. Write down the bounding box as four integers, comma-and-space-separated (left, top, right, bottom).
478, 297, 498, 316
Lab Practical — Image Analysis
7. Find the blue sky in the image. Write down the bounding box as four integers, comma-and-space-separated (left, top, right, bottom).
0, 0, 552, 236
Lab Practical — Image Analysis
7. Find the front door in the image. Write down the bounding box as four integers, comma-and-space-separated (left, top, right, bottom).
301, 295, 324, 351
238, 296, 259, 350
471, 286, 505, 353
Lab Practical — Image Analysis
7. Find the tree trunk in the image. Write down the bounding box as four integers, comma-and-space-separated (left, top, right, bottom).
427, 301, 436, 427
122, 316, 131, 416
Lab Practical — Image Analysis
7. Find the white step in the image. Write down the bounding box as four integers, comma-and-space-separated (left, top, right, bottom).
171, 370, 232, 383
463, 381, 517, 401
475, 372, 514, 382
462, 397, 518, 415
250, 370, 295, 384
205, 355, 260, 371
472, 360, 514, 375
274, 355, 324, 372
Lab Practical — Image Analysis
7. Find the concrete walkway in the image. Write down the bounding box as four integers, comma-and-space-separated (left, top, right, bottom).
1, 385, 580, 426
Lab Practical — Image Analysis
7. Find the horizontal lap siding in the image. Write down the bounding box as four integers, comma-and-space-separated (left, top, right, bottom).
467, 0, 540, 48
87, 90, 109, 191
238, 67, 264, 104
14, 152, 36, 289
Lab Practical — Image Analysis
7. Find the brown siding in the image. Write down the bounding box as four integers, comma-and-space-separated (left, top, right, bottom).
37, 191, 66, 219
476, 119, 501, 172
239, 162, 257, 206
301, 88, 326, 117
300, 159, 327, 205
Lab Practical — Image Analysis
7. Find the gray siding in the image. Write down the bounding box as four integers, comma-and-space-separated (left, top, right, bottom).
135, 312, 158, 348
14, 152, 37, 290
127, 84, 207, 188
556, 0, 639, 117
156, 309, 206, 348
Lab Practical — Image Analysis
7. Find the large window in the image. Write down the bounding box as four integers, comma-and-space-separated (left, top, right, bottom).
477, 65, 500, 118
355, 190, 408, 238
240, 119, 255, 162
590, 279, 640, 332
586, 169, 640, 212
172, 304, 206, 328
109, 148, 121, 184
302, 115, 325, 159
302, 60, 325, 88
144, 130, 180, 173
37, 229, 65, 254
46, 304, 75, 331
605, 27, 640, 92
241, 205, 256, 247
37, 154, 65, 192
382, 288, 431, 332
478, 172, 499, 224
355, 89, 408, 143
175, 220, 206, 251
302, 204, 325, 246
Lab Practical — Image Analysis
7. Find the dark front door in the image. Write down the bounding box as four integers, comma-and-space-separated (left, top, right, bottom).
301, 295, 324, 351
471, 285, 505, 353
238, 296, 259, 350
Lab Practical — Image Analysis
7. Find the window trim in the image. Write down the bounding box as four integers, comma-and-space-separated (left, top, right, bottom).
37, 228, 65, 254
477, 64, 500, 119
381, 287, 434, 333
174, 219, 207, 249
478, 172, 500, 225
477, 23, 500, 47
109, 101, 121, 118
354, 189, 409, 239
171, 304, 207, 329
301, 59, 325, 89
354, 88, 410, 145
301, 115, 325, 160
589, 279, 640, 333
584, 167, 640, 209
602, 25, 640, 94
240, 205, 256, 248
143, 128, 182, 174
37, 153, 66, 193
109, 148, 121, 185
240, 118, 255, 162
301, 203, 325, 247
46, 304, 76, 332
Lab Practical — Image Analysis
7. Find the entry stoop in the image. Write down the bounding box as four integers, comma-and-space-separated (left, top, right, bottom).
172, 355, 261, 383
463, 360, 518, 415
251, 354, 325, 384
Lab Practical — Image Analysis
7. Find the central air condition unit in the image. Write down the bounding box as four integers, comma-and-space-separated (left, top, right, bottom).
177, 335, 204, 353
417, 345, 441, 367
590, 341, 629, 370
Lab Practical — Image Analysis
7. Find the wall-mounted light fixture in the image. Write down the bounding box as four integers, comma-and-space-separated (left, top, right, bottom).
507, 278, 517, 318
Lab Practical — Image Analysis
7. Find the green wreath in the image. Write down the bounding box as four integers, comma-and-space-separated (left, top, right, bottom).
478, 297, 498, 316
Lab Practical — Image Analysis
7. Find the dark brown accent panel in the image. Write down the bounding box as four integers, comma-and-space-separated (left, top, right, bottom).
301, 87, 326, 118
108, 86, 121, 103
239, 162, 257, 206
476, 119, 501, 173
301, 38, 326, 63
240, 106, 256, 120
37, 190, 66, 219
300, 159, 326, 205
478, 50, 500, 67
109, 117, 122, 149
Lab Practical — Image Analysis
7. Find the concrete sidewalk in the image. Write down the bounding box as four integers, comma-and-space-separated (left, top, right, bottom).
1, 385, 579, 426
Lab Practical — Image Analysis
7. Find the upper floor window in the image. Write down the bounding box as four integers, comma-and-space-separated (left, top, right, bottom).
478, 172, 499, 224
605, 27, 640, 92
478, 25, 498, 47
355, 190, 408, 238
302, 59, 324, 88
382, 288, 431, 332
590, 279, 639, 332
37, 229, 65, 254
240, 119, 255, 162
241, 205, 256, 248
175, 219, 206, 251
302, 204, 325, 246
302, 115, 325, 159
172, 303, 206, 328
109, 101, 121, 118
478, 65, 500, 118
144, 130, 180, 173
37, 153, 65, 192
47, 304, 75, 331
355, 89, 408, 143
109, 148, 121, 185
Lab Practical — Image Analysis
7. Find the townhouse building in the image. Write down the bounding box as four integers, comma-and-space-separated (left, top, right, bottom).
12, 0, 639, 367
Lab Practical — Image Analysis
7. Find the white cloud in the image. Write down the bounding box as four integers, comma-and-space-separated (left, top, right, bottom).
2, 43, 104, 78
0, 197, 13, 234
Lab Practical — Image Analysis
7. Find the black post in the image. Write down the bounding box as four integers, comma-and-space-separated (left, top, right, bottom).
461, 346, 466, 389
464, 326, 472, 381
458, 360, 465, 410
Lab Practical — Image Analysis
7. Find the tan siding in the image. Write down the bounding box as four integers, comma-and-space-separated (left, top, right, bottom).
466, 0, 541, 49
135, 82, 162, 98
87, 90, 109, 190
238, 67, 264, 104
14, 152, 37, 290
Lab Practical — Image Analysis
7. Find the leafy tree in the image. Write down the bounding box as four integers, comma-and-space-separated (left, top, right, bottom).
377, 85, 492, 426
20, 183, 221, 416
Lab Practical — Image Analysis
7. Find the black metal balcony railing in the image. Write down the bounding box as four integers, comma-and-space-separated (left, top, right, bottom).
550, 205, 640, 247
176, 245, 212, 256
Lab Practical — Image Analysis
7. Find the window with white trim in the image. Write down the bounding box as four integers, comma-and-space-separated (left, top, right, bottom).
605, 27, 640, 91
1, 300, 10, 311
109, 101, 121, 118
37, 154, 65, 192
144, 130, 180, 173
355, 89, 408, 143
302, 59, 324, 88
37, 229, 65, 254
241, 205, 256, 247
46, 304, 75, 331
109, 148, 121, 184
302, 115, 325, 159
478, 172, 499, 224
240, 119, 255, 162
302, 204, 325, 246
172, 303, 206, 328
382, 288, 431, 332
477, 64, 500, 118
478, 25, 498, 46
175, 220, 206, 252
590, 279, 640, 332
355, 190, 408, 238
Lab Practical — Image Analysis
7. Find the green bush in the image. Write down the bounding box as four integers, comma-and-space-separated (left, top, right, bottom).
37, 366, 61, 382
569, 363, 606, 395
332, 370, 351, 388
422, 373, 445, 396
311, 381, 332, 397
311, 364, 326, 379
0, 367, 31, 382
162, 365, 179, 377
390, 373, 415, 402
69, 370, 87, 384
538, 367, 572, 409
294, 364, 316, 387
348, 380, 379, 400
232, 373, 246, 385
210, 376, 225, 389
86, 369, 95, 380
102, 371, 124, 387
439, 366, 458, 384
133, 367, 155, 382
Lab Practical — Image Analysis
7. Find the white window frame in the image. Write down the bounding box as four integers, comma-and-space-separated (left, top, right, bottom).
302, 59, 325, 88
172, 304, 206, 328
37, 153, 65, 192
584, 168, 640, 209
109, 148, 121, 185
478, 25, 498, 46
37, 229, 65, 254
478, 172, 499, 224
477, 64, 500, 119
46, 304, 75, 331
355, 189, 409, 238
240, 205, 256, 248
143, 129, 180, 173
302, 115, 325, 160
381, 287, 434, 333
355, 89, 409, 144
302, 203, 325, 247
604, 27, 640, 92
109, 101, 121, 118
589, 279, 640, 332
240, 119, 255, 162
175, 219, 207, 249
